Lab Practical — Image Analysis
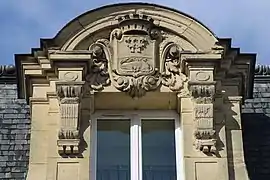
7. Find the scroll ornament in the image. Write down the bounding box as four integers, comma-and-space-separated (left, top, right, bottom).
86, 39, 111, 91
161, 44, 187, 91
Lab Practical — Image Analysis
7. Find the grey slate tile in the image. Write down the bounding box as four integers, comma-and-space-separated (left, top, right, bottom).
0, 83, 30, 180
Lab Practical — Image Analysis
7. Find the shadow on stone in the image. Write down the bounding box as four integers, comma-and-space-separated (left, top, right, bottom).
242, 113, 270, 180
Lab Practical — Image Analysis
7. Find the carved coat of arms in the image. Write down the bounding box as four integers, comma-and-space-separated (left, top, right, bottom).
109, 15, 162, 98
115, 35, 155, 77
86, 14, 188, 98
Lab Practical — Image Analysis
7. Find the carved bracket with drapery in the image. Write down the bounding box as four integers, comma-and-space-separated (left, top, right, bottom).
56, 81, 84, 155
189, 81, 217, 154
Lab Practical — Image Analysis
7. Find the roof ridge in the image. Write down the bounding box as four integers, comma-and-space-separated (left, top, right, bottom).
0, 65, 16, 76
0, 65, 17, 84
255, 64, 270, 76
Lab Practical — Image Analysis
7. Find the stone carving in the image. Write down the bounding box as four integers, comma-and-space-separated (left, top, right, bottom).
63, 72, 79, 81
110, 14, 161, 98
159, 32, 188, 55
113, 75, 160, 98
189, 81, 217, 154
125, 36, 148, 53
56, 82, 84, 155
119, 57, 154, 77
84, 13, 190, 98
161, 43, 187, 91
195, 104, 213, 118
86, 40, 110, 91
189, 83, 215, 104
195, 71, 211, 81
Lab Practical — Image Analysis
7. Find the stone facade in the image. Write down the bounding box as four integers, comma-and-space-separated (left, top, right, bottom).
1, 3, 269, 180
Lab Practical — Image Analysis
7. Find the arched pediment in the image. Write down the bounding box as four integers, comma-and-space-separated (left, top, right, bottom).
54, 3, 218, 52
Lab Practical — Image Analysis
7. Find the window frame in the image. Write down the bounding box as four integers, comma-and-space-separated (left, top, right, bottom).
90, 110, 185, 180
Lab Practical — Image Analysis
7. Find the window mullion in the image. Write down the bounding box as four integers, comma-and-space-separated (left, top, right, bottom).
131, 115, 141, 180
138, 116, 142, 180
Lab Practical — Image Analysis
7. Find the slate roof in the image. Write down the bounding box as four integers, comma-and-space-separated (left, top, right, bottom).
0, 65, 30, 180
242, 64, 270, 180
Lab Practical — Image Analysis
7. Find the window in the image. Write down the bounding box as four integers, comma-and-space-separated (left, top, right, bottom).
91, 111, 184, 180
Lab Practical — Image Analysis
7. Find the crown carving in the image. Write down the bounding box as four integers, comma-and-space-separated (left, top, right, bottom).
117, 14, 154, 34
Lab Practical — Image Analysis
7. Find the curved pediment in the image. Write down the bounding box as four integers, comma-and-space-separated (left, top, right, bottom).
52, 3, 218, 52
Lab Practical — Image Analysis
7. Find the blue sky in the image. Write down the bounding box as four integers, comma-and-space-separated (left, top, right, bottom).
0, 0, 269, 65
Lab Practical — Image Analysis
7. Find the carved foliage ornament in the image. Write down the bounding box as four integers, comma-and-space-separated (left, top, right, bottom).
56, 83, 84, 155
189, 83, 215, 104
87, 13, 188, 97
161, 43, 187, 91
189, 82, 217, 154
86, 39, 111, 91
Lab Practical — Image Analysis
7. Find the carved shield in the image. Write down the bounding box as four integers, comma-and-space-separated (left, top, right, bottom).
112, 34, 156, 77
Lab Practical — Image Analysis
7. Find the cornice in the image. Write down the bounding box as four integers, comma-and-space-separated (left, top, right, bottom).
0, 65, 16, 84
217, 38, 256, 99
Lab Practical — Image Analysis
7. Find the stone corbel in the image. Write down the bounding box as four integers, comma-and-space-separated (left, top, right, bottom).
56, 81, 85, 155
189, 73, 217, 154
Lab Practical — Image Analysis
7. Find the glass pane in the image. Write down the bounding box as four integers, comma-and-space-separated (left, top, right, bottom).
97, 119, 130, 180
142, 120, 176, 180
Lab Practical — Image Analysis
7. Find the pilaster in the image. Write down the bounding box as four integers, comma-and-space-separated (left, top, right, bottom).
180, 64, 229, 180
224, 96, 249, 180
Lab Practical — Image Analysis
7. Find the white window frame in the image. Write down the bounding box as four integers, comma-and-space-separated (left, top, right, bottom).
90, 110, 185, 180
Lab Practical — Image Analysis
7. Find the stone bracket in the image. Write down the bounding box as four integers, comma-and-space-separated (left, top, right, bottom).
56, 81, 85, 155
189, 81, 217, 154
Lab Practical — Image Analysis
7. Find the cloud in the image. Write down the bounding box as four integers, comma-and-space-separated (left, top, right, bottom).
0, 0, 269, 64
